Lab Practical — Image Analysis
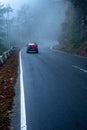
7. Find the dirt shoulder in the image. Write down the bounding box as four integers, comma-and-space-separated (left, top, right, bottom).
0, 50, 19, 130
53, 43, 87, 57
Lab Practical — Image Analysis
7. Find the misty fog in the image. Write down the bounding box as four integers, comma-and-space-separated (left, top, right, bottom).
29, 0, 67, 40
7, 0, 68, 46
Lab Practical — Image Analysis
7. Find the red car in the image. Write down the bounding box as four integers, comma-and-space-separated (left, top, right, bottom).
26, 42, 38, 53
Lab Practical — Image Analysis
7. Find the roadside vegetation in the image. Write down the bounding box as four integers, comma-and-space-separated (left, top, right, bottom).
0, 50, 19, 130
58, 0, 87, 57
0, 44, 7, 55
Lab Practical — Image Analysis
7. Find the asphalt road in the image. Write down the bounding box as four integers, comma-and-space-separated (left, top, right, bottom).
20, 44, 87, 130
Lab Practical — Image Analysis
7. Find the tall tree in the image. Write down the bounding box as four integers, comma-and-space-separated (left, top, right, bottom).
0, 3, 13, 53
0, 2, 6, 44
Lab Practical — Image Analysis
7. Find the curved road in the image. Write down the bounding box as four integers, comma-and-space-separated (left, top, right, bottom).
20, 44, 87, 130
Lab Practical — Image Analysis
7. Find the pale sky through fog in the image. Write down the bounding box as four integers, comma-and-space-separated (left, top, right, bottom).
0, 0, 41, 12
0, 0, 30, 9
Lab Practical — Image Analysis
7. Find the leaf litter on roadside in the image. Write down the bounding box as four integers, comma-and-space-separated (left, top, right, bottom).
0, 50, 19, 130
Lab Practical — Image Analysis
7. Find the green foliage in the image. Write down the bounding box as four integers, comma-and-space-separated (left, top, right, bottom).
59, 1, 86, 49
52, 0, 87, 51
0, 43, 7, 55
66, 0, 87, 14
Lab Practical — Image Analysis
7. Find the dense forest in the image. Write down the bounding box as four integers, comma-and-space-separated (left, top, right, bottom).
59, 0, 87, 56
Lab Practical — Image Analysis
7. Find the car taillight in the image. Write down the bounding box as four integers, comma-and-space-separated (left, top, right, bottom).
32, 45, 37, 49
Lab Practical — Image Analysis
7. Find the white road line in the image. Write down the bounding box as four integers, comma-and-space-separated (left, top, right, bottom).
72, 65, 87, 73
20, 51, 27, 130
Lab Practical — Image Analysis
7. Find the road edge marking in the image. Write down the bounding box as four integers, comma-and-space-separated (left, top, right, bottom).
72, 65, 87, 73
20, 51, 27, 130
